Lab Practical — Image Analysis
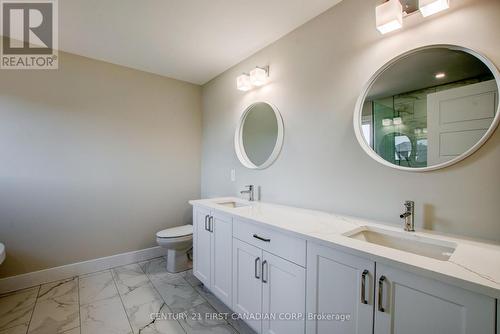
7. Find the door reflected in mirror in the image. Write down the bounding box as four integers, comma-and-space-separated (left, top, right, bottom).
356, 46, 499, 171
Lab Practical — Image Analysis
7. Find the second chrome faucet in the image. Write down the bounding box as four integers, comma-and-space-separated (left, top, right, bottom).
240, 185, 255, 201
400, 200, 415, 232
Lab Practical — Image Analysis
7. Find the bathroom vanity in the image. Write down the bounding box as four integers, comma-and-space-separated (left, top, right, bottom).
190, 198, 500, 334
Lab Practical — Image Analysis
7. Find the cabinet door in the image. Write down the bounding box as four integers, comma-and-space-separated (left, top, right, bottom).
210, 212, 233, 308
262, 251, 306, 334
374, 263, 496, 334
233, 238, 263, 334
306, 243, 375, 334
193, 206, 211, 286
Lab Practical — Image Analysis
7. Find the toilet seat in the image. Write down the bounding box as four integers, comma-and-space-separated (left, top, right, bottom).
156, 224, 193, 238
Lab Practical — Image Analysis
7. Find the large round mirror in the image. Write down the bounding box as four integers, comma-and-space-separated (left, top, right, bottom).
235, 102, 284, 169
354, 45, 500, 171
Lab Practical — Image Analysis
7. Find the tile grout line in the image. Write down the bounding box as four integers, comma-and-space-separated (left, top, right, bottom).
182, 272, 242, 334
24, 285, 41, 334
110, 267, 134, 334
77, 276, 82, 334
140, 260, 188, 334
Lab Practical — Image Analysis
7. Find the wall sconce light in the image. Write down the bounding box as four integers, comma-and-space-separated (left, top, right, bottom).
419, 0, 449, 17
236, 66, 269, 91
375, 0, 451, 34
382, 118, 393, 126
249, 67, 269, 86
236, 73, 252, 91
393, 117, 403, 125
376, 0, 403, 34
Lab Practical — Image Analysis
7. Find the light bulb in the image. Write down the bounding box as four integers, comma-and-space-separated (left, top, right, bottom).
419, 0, 449, 17
249, 67, 268, 86
376, 0, 403, 34
236, 74, 252, 91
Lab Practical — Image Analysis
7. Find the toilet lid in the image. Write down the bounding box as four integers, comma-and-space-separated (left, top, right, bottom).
156, 225, 193, 238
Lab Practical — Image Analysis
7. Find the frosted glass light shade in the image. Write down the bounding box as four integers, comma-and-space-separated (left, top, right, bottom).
382, 119, 392, 126
236, 74, 252, 91
249, 67, 268, 86
419, 0, 449, 17
376, 0, 403, 34
393, 117, 403, 125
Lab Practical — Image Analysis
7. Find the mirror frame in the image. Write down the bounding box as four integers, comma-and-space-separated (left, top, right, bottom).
353, 44, 500, 172
234, 102, 284, 169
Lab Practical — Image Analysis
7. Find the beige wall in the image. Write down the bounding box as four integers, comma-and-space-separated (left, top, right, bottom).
201, 0, 500, 242
0, 52, 201, 278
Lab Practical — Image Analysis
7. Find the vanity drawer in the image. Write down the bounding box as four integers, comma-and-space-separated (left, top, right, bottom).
233, 219, 306, 267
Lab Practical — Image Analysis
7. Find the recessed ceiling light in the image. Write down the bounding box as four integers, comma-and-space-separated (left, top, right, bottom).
435, 72, 446, 79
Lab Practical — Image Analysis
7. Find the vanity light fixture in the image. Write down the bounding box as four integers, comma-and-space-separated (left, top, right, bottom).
419, 0, 449, 17
249, 67, 269, 86
414, 128, 422, 135
382, 118, 393, 126
435, 72, 446, 79
236, 73, 252, 91
393, 117, 403, 125
376, 0, 451, 34
376, 0, 403, 34
423, 128, 428, 134
237, 66, 270, 91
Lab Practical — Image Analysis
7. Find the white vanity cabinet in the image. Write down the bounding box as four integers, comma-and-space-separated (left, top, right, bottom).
306, 242, 497, 334
306, 243, 375, 334
374, 263, 496, 334
193, 206, 233, 307
233, 221, 307, 334
192, 201, 498, 334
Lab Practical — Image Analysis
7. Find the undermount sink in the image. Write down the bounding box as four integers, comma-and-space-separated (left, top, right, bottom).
0, 243, 5, 265
216, 201, 250, 208
345, 227, 456, 261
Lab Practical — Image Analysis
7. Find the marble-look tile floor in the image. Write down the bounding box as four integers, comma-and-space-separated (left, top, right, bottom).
0, 257, 255, 334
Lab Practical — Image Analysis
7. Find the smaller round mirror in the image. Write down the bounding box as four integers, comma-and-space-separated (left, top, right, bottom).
235, 102, 284, 169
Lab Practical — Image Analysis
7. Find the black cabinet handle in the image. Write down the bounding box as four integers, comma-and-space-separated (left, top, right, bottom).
378, 276, 386, 312
361, 270, 369, 305
253, 234, 270, 242
209, 216, 214, 233
254, 257, 260, 279
204, 215, 210, 231
262, 260, 268, 283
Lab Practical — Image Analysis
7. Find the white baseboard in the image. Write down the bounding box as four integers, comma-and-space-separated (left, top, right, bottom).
0, 246, 165, 295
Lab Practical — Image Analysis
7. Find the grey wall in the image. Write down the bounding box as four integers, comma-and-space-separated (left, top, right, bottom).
0, 52, 201, 278
201, 0, 500, 242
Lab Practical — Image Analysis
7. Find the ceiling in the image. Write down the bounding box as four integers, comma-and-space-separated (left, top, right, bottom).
367, 48, 494, 100
59, 0, 343, 84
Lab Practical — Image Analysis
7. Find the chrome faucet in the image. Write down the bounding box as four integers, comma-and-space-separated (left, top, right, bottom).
240, 185, 255, 201
400, 201, 415, 232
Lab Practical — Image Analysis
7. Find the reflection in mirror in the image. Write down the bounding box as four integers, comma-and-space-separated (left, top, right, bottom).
242, 103, 278, 166
358, 46, 499, 170
235, 102, 284, 169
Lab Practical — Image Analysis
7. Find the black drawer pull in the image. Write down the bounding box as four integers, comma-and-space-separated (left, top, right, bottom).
253, 234, 271, 242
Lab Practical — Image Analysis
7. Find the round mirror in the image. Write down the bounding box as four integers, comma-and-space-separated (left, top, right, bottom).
354, 45, 500, 171
235, 102, 284, 169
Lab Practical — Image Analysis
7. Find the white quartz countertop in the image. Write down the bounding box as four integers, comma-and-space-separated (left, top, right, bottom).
190, 197, 500, 299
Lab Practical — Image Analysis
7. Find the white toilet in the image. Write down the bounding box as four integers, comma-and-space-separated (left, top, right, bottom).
156, 224, 193, 273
